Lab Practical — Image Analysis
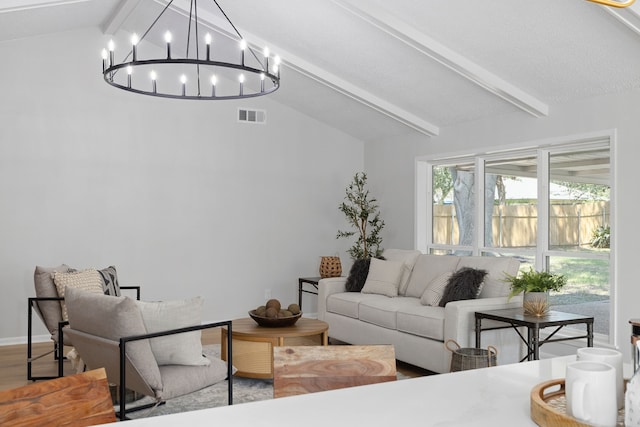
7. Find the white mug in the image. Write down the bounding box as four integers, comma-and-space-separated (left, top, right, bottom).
577, 347, 624, 409
566, 361, 617, 427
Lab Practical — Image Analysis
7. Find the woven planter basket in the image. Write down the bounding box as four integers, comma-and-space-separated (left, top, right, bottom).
319, 256, 342, 278
445, 339, 498, 372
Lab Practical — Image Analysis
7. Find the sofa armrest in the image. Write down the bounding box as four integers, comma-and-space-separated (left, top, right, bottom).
444, 296, 523, 348
317, 277, 347, 321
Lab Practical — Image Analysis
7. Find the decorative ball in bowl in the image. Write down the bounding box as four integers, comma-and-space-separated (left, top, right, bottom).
249, 310, 302, 327
249, 299, 302, 327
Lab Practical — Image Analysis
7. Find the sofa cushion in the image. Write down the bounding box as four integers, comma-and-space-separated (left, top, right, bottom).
361, 258, 404, 297
382, 249, 422, 296
405, 255, 460, 298
64, 287, 163, 392
420, 271, 453, 306
327, 292, 379, 319
397, 304, 446, 341
439, 267, 487, 307
359, 296, 418, 330
456, 257, 520, 298
345, 258, 371, 292
137, 297, 209, 367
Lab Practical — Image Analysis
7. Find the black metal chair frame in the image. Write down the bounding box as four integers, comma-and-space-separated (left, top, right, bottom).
27, 286, 141, 381
116, 320, 233, 421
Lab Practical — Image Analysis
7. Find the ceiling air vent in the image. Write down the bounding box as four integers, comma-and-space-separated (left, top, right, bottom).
238, 108, 266, 124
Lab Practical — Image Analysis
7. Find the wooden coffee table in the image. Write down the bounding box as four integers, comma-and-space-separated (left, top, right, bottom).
220, 317, 329, 379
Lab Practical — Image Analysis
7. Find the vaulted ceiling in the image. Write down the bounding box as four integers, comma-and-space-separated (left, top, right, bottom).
2, 0, 640, 141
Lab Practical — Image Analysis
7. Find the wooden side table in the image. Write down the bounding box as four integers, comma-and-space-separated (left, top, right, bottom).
220, 317, 328, 379
298, 277, 321, 310
475, 308, 594, 361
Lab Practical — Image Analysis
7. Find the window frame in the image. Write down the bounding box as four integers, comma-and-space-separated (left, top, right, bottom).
416, 131, 615, 345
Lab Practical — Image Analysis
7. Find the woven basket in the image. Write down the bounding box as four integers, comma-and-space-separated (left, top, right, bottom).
319, 256, 342, 278
445, 339, 497, 372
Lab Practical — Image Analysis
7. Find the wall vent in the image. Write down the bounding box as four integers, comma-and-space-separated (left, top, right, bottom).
238, 108, 266, 124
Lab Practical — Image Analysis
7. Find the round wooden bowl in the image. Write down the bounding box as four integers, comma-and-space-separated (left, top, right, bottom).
248, 310, 302, 327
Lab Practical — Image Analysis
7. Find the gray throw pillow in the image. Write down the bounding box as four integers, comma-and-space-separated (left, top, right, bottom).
439, 267, 488, 307
345, 258, 371, 292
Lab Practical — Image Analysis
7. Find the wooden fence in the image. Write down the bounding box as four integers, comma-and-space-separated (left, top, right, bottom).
433, 201, 609, 248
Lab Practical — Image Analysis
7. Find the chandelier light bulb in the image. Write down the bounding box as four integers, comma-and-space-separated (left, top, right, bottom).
205, 33, 212, 45
101, 49, 108, 72
180, 74, 187, 96
240, 39, 247, 50
131, 33, 139, 61
274, 55, 281, 65
126, 65, 133, 88
150, 70, 157, 93
165, 31, 172, 59
211, 75, 217, 85
263, 46, 270, 57
108, 39, 115, 52
238, 74, 245, 83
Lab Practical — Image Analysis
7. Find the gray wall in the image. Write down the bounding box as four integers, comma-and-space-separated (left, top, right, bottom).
0, 28, 363, 342
366, 89, 640, 360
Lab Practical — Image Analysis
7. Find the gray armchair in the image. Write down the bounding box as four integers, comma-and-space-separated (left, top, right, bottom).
28, 264, 140, 380
63, 287, 233, 421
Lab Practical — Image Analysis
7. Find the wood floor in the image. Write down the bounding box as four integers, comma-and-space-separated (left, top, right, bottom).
1, 328, 431, 392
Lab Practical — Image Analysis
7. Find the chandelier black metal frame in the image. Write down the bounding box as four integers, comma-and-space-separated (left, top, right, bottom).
101, 0, 280, 100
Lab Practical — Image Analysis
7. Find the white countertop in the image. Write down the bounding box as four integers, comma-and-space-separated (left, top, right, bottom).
102, 355, 623, 427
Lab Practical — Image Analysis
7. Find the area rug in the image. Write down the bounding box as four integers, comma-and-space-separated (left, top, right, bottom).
127, 344, 409, 419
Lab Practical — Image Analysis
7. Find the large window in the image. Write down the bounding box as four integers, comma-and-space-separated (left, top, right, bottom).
418, 136, 613, 339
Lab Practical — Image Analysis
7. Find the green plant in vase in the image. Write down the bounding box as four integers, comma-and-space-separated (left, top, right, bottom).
505, 267, 567, 316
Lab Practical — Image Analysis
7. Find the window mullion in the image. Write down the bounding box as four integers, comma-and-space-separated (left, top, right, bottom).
475, 158, 485, 255
537, 149, 550, 271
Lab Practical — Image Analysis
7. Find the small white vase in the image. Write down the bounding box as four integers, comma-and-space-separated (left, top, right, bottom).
523, 291, 549, 316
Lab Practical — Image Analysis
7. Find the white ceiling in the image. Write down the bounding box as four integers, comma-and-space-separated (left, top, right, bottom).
2, 0, 640, 141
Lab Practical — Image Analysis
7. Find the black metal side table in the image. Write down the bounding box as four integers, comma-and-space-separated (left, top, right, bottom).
475, 308, 594, 361
298, 277, 321, 310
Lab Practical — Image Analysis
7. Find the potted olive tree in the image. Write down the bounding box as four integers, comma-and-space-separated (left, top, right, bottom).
336, 172, 385, 260
505, 267, 567, 316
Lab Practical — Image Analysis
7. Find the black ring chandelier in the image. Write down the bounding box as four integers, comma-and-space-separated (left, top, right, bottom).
101, 0, 281, 100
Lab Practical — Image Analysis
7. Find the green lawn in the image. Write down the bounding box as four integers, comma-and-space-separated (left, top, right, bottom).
547, 257, 610, 305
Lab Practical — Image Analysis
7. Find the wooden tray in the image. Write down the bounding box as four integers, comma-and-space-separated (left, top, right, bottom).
530, 379, 625, 426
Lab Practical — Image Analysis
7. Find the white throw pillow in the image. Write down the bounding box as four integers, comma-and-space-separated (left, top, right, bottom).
361, 258, 405, 297
420, 271, 454, 306
136, 297, 210, 366
382, 249, 422, 296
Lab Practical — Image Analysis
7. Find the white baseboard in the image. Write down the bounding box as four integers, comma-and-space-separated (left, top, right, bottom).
0, 334, 50, 346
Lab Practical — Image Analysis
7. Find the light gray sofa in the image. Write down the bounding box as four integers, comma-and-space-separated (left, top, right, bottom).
318, 250, 524, 373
